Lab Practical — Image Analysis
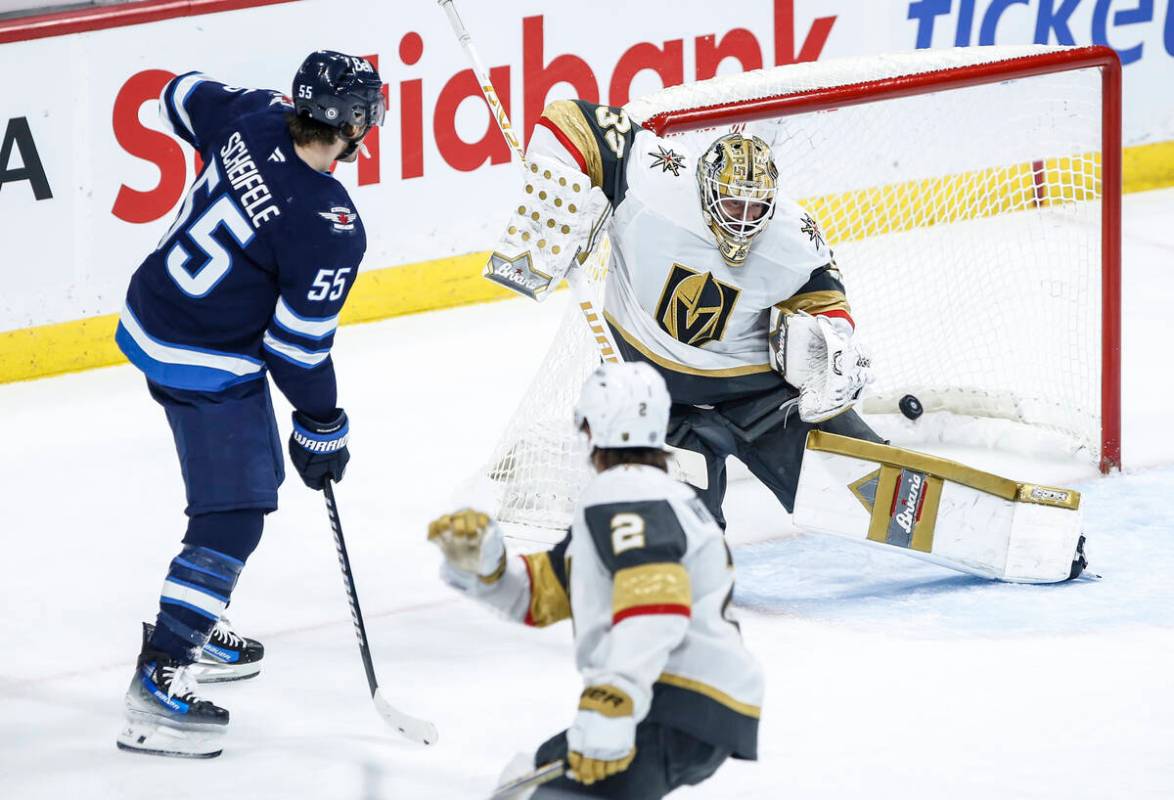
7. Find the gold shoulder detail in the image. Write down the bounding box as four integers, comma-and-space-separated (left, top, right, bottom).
774, 289, 851, 318
540, 100, 604, 188
521, 551, 571, 627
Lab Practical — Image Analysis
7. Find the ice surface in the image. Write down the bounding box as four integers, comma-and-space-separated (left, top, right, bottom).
1, 189, 1172, 799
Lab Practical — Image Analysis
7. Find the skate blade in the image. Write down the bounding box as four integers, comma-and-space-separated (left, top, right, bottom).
116, 740, 222, 759
189, 660, 261, 684
117, 710, 226, 759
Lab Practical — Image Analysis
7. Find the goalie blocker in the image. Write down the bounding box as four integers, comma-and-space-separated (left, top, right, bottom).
795, 432, 1087, 584
484, 154, 612, 300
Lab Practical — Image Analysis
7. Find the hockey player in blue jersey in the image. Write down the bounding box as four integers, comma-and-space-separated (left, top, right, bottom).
115, 51, 384, 758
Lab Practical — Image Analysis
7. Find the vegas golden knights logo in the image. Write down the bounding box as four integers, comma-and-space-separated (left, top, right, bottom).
655, 264, 740, 347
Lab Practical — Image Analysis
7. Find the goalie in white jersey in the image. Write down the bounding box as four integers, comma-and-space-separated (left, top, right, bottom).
491, 98, 881, 531
486, 98, 1088, 585
429, 362, 763, 798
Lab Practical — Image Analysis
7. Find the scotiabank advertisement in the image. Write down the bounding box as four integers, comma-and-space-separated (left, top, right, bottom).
1, 0, 1172, 332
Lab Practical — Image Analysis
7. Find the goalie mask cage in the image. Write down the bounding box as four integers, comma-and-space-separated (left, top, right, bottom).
485, 45, 1121, 532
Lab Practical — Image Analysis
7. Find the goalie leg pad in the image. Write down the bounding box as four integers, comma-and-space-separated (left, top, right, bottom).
793, 431, 1084, 583
725, 402, 883, 514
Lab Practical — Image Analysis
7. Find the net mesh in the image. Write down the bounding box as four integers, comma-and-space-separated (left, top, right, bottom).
485, 47, 1107, 531
485, 241, 613, 531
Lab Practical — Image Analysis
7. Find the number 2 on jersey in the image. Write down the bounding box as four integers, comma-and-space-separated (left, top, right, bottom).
610, 513, 646, 555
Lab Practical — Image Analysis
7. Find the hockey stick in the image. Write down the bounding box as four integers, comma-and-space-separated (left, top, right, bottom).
487, 760, 567, 800
324, 480, 438, 745
436, 0, 620, 365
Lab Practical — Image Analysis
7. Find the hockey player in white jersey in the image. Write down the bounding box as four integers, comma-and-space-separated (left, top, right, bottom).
429, 362, 762, 798
484, 99, 1088, 585
489, 99, 879, 532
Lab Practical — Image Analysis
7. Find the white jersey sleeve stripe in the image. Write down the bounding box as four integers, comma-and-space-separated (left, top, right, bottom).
119, 305, 263, 377
262, 331, 331, 368
161, 578, 228, 620
166, 72, 207, 140
273, 297, 339, 340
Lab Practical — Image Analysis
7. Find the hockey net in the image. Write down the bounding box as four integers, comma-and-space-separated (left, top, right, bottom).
484, 45, 1121, 533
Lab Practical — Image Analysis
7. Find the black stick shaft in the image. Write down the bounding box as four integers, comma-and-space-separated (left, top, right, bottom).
324, 480, 379, 697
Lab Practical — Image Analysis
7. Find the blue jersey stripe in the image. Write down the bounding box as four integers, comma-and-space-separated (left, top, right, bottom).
117, 323, 264, 393
159, 596, 221, 621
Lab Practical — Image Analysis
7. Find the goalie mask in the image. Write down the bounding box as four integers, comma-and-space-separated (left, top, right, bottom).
696, 132, 779, 266
574, 362, 671, 451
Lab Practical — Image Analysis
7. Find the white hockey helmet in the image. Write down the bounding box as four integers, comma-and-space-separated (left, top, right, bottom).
573, 362, 671, 450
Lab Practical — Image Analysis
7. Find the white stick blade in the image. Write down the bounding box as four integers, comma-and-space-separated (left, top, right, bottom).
373, 689, 438, 745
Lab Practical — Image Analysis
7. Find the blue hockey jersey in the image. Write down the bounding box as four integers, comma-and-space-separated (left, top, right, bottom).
116, 72, 366, 419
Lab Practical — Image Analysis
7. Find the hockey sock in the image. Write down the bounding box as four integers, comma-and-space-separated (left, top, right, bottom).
182, 509, 265, 563
149, 511, 263, 662
150, 545, 244, 662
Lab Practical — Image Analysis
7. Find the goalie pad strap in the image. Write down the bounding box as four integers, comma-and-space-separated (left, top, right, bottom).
806, 432, 1080, 509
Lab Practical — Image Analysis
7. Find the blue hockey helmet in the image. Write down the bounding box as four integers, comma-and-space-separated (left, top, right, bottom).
293, 50, 385, 131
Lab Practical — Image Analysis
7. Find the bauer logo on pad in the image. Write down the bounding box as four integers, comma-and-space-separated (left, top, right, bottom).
849, 465, 940, 554
484, 251, 554, 300
888, 469, 927, 548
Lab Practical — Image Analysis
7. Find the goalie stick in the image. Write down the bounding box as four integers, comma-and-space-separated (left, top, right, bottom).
436, 0, 620, 366
324, 480, 438, 745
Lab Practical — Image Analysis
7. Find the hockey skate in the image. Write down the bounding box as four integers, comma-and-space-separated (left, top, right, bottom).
117, 624, 229, 759
144, 616, 264, 683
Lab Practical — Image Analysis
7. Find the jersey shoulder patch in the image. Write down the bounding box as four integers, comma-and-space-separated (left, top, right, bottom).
583, 498, 688, 573
773, 198, 829, 260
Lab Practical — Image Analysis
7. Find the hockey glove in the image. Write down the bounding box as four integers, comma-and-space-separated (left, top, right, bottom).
773, 312, 873, 423
485, 154, 612, 301
288, 409, 350, 490
427, 509, 507, 588
566, 685, 638, 786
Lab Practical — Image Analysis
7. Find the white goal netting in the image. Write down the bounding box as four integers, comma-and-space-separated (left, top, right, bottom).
485, 46, 1116, 532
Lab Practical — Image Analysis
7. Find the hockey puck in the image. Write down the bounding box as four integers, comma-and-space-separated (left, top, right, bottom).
899, 394, 923, 420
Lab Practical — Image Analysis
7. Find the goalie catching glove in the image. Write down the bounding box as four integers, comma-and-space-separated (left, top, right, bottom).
771, 311, 873, 423
485, 154, 612, 301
